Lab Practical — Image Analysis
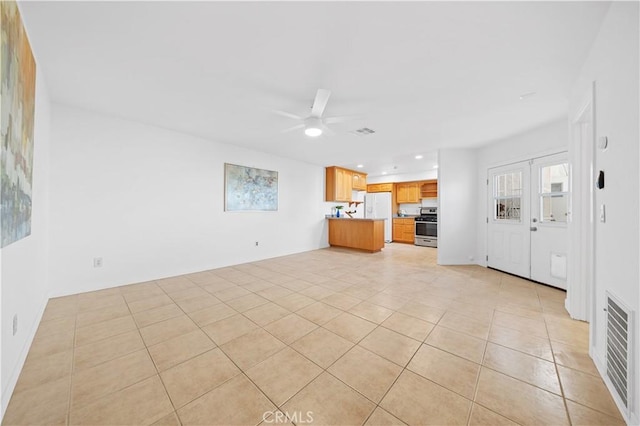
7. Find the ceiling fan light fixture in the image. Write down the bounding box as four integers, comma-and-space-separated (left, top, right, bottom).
305, 118, 323, 137
304, 127, 322, 137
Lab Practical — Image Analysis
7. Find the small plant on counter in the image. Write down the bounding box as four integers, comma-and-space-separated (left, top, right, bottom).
335, 205, 344, 217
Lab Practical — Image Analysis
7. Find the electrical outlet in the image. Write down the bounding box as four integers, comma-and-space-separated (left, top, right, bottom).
93, 257, 103, 268
255, 241, 259, 247
12, 314, 18, 336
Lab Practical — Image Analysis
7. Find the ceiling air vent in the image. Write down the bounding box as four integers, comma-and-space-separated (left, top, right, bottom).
351, 127, 376, 136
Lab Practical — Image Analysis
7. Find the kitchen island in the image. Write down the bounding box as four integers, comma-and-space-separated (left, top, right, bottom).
327, 218, 386, 252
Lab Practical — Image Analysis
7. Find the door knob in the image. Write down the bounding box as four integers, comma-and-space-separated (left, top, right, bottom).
530, 227, 538, 232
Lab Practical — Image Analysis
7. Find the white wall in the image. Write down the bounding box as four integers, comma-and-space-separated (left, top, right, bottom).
475, 119, 568, 267
437, 149, 477, 265
568, 2, 639, 423
48, 105, 329, 296
1, 71, 51, 415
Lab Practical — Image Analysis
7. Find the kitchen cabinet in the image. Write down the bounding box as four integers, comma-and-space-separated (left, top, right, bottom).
325, 166, 353, 202
366, 183, 393, 193
420, 180, 438, 198
396, 182, 420, 203
392, 218, 415, 243
352, 172, 367, 191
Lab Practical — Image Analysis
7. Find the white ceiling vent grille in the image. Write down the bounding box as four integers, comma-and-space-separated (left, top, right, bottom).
606, 292, 633, 414
351, 127, 376, 136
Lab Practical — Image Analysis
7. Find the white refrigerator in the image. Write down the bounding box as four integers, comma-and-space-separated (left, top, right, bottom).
365, 192, 393, 242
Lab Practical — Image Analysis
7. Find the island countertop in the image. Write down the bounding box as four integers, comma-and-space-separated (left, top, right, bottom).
326, 217, 386, 221
327, 217, 385, 252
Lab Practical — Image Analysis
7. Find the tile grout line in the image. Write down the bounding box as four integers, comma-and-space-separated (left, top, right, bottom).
467, 305, 495, 426
543, 303, 573, 426
67, 292, 160, 423
176, 274, 298, 422
125, 289, 177, 424
360, 311, 441, 425
65, 308, 79, 426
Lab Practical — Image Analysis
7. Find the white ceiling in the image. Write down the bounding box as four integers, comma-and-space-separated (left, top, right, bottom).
20, 1, 609, 177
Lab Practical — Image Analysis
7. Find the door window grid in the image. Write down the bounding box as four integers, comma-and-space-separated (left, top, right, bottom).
493, 171, 522, 221
539, 163, 569, 223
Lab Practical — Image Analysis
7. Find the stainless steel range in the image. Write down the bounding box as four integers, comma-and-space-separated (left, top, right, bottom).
415, 207, 437, 247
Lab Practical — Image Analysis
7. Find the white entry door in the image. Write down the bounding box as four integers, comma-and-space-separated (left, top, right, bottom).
530, 154, 569, 289
487, 161, 531, 278
487, 153, 569, 289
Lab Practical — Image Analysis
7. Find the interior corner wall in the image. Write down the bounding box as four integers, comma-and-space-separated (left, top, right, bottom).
1, 71, 51, 415
474, 119, 569, 267
437, 148, 477, 265
48, 105, 329, 297
568, 2, 639, 423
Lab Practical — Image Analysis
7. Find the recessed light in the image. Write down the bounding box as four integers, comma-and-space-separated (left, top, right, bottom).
433, 165, 439, 169
415, 155, 423, 160
357, 164, 364, 168
382, 171, 387, 175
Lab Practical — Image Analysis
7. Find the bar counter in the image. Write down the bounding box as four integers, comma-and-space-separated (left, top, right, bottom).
326, 217, 386, 252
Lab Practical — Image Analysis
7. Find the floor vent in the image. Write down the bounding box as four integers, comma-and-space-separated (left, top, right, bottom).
606, 292, 633, 411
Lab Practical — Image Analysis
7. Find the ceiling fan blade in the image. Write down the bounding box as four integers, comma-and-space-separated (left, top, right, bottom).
324, 115, 362, 124
272, 109, 305, 121
310, 89, 331, 118
321, 123, 335, 136
281, 124, 305, 133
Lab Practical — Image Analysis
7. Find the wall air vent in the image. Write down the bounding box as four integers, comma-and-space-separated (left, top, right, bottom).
606, 292, 634, 414
351, 127, 376, 136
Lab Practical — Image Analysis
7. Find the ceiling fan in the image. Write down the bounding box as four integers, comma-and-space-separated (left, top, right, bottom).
274, 89, 355, 137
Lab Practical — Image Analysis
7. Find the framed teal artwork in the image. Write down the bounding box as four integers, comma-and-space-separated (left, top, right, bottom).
224, 163, 278, 211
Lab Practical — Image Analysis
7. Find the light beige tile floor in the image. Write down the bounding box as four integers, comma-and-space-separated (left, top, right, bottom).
2, 244, 625, 425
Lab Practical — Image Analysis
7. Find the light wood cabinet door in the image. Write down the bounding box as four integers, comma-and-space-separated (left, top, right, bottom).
396, 182, 420, 203
338, 168, 353, 200
326, 166, 353, 202
352, 172, 367, 191
393, 218, 415, 243
401, 221, 415, 243
367, 183, 393, 193
392, 220, 403, 242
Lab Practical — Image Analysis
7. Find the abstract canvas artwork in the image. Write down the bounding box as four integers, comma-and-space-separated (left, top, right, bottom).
224, 163, 278, 211
1, 1, 36, 248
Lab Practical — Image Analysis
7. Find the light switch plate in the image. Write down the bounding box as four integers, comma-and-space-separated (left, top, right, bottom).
600, 204, 606, 223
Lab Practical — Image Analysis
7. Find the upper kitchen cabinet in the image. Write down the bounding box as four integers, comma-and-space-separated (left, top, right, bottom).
420, 180, 438, 198
352, 172, 367, 191
326, 166, 354, 202
396, 182, 420, 203
367, 183, 393, 193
